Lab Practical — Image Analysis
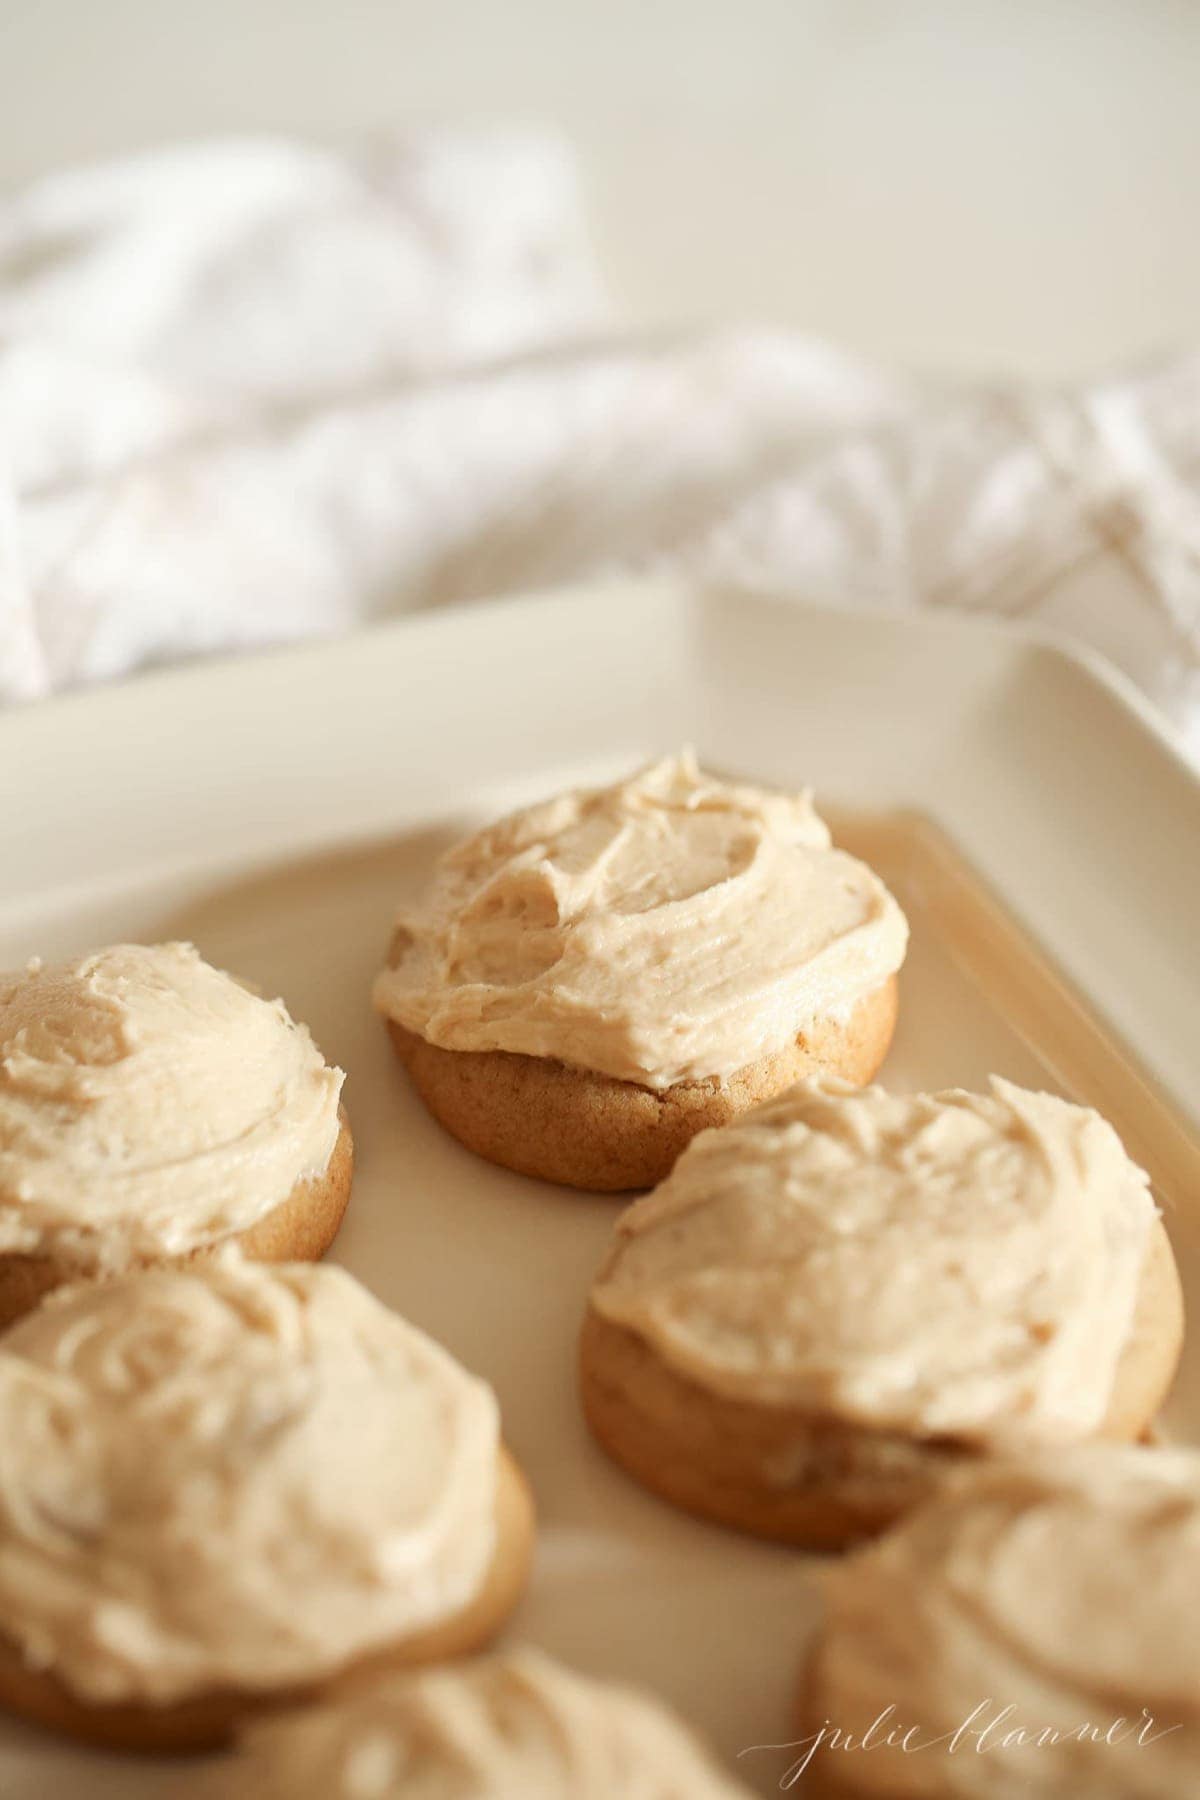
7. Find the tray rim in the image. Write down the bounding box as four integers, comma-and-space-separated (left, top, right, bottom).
3, 582, 1195, 779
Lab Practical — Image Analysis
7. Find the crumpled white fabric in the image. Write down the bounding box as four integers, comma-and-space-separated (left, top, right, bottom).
2, 130, 1198, 761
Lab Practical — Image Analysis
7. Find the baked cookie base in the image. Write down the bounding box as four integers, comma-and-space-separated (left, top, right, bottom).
0, 1107, 356, 1332
387, 974, 899, 1191
0, 1445, 534, 1754
579, 1219, 1184, 1549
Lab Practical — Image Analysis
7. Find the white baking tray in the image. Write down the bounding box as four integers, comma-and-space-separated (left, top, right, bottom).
2, 584, 1198, 1796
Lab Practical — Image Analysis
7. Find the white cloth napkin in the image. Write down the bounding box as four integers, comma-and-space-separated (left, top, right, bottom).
3, 130, 1199, 762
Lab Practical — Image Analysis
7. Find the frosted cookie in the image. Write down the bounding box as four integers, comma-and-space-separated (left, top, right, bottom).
0, 942, 353, 1324
213, 1647, 752, 1798
580, 1077, 1182, 1546
0, 1255, 534, 1750
800, 1447, 1200, 1798
372, 753, 906, 1189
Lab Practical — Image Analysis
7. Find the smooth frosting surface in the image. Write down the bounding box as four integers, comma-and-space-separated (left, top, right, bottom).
219, 1648, 752, 1799
810, 1448, 1200, 1797
371, 753, 907, 1088
0, 1255, 500, 1703
0, 942, 344, 1265
590, 1077, 1156, 1440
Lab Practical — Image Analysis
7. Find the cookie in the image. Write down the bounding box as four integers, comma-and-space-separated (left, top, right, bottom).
580, 1219, 1181, 1548
0, 1107, 354, 1332
798, 1447, 1200, 1797
213, 1647, 753, 1797
0, 1445, 531, 1755
388, 975, 897, 1191
0, 943, 352, 1321
0, 1258, 534, 1751
374, 753, 907, 1188
580, 1077, 1182, 1546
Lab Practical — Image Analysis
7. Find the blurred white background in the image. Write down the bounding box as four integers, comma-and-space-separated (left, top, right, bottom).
6, 0, 1200, 377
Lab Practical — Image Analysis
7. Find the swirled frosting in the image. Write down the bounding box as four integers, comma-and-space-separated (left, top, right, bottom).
218, 1648, 752, 1799
371, 753, 907, 1089
590, 1077, 1157, 1440
0, 942, 344, 1266
0, 1256, 500, 1703
808, 1448, 1200, 1797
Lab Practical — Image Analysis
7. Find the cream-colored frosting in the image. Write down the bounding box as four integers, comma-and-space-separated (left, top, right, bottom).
0, 942, 344, 1266
810, 1448, 1200, 1798
0, 1255, 500, 1704
371, 753, 907, 1089
591, 1077, 1156, 1441
218, 1648, 752, 1799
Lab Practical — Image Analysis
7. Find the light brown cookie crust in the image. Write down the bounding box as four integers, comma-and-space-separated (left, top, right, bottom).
579, 1218, 1183, 1549
0, 1444, 534, 1754
0, 1107, 355, 1333
387, 974, 899, 1191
